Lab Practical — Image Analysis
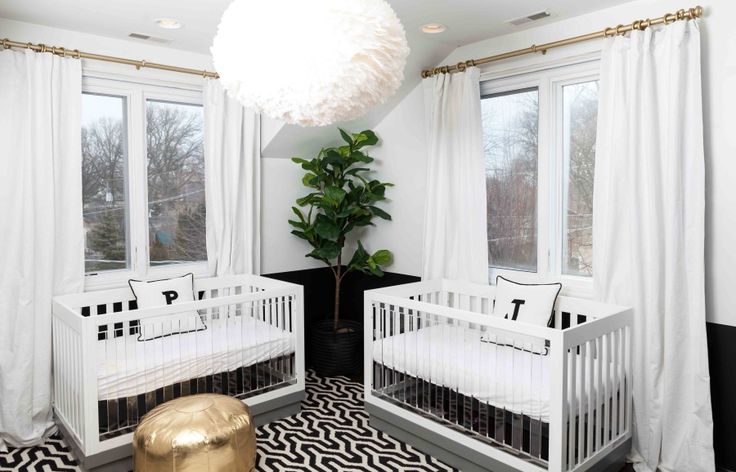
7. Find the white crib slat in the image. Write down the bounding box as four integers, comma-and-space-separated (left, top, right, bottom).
612, 328, 620, 437
577, 343, 586, 464
625, 325, 632, 433
618, 327, 626, 435
586, 340, 594, 459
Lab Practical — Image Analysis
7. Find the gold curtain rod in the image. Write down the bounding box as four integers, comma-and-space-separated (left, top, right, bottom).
0, 37, 219, 79
422, 5, 703, 78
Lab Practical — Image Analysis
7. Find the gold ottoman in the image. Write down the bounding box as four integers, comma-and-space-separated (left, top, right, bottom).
133, 394, 256, 472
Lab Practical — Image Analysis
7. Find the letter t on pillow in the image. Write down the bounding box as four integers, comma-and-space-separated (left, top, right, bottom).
493, 276, 562, 327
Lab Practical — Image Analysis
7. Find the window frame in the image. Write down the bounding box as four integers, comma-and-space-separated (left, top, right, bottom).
480, 60, 600, 298
82, 76, 207, 291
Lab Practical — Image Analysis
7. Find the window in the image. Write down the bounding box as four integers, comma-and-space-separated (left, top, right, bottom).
82, 78, 205, 288
145, 100, 205, 266
481, 63, 599, 292
82, 93, 130, 273
482, 88, 539, 272
562, 81, 597, 276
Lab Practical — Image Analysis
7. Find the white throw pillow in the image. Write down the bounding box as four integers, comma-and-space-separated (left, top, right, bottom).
492, 276, 561, 327
128, 273, 206, 341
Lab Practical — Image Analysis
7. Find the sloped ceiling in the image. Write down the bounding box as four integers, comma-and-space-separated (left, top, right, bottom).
0, 0, 633, 157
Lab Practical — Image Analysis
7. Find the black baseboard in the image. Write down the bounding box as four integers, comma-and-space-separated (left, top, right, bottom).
263, 267, 735, 471
263, 267, 419, 369
707, 322, 736, 471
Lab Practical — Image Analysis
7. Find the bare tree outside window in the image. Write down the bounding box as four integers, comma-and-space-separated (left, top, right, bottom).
146, 100, 206, 265
562, 81, 598, 276
81, 94, 206, 273
482, 88, 539, 272
82, 93, 129, 273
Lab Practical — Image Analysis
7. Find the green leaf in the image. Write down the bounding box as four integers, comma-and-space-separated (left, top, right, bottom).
351, 151, 374, 163
315, 220, 341, 240
345, 167, 369, 176
296, 193, 320, 206
311, 241, 342, 260
339, 128, 353, 145
347, 241, 370, 269
371, 249, 393, 266
354, 130, 379, 149
288, 219, 304, 229
302, 173, 318, 187
323, 149, 345, 168
369, 206, 391, 220
323, 186, 346, 206
290, 230, 308, 240
291, 206, 305, 222
291, 157, 309, 165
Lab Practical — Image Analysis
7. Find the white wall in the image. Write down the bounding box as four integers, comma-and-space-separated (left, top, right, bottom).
260, 158, 325, 273
355, 84, 428, 276
365, 0, 736, 326
0, 17, 213, 82
259, 83, 428, 275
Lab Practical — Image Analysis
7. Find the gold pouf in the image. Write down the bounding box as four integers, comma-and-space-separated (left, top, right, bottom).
133, 394, 256, 472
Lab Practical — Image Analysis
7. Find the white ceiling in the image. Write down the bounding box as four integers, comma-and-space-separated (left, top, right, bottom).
0, 0, 633, 157
1, 0, 632, 64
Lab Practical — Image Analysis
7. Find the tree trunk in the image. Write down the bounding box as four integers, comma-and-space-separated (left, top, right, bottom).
333, 274, 341, 332
333, 251, 342, 332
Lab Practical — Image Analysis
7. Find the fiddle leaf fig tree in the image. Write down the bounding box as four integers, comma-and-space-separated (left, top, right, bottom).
289, 129, 393, 332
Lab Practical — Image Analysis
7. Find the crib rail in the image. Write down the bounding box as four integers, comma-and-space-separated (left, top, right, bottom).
364, 279, 632, 472
52, 274, 304, 457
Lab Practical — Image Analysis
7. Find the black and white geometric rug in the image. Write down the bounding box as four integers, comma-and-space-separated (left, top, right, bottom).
0, 371, 455, 471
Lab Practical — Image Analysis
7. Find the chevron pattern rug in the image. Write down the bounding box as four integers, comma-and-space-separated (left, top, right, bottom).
1, 371, 455, 471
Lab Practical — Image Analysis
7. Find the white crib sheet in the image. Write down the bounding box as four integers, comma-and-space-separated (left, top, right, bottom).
373, 325, 603, 423
96, 316, 295, 400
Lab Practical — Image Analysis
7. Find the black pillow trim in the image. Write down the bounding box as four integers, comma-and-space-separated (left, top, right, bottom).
480, 336, 550, 356
494, 275, 562, 328
127, 273, 207, 342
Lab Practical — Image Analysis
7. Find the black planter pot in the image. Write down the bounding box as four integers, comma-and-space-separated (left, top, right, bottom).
310, 319, 362, 377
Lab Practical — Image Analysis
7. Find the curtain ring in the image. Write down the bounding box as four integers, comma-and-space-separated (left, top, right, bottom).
39, 44, 47, 53
467, 59, 476, 67
2, 38, 9, 49
615, 24, 626, 35
73, 49, 80, 59
59, 47, 66, 57
663, 12, 675, 24
456, 61, 466, 72
137, 59, 146, 70
676, 9, 685, 20
603, 27, 615, 37
632, 20, 641, 30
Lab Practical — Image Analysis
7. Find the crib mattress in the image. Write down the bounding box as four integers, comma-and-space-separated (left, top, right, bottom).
96, 316, 295, 400
373, 325, 603, 423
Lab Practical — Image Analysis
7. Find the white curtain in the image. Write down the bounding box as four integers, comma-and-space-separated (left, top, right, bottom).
593, 20, 714, 472
0, 50, 84, 449
422, 67, 488, 283
203, 79, 261, 276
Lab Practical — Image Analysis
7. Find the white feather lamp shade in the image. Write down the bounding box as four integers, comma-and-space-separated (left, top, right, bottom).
211, 0, 410, 127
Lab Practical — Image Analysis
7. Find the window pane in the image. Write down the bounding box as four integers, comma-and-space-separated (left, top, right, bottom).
82, 93, 130, 273
562, 81, 598, 276
482, 88, 539, 272
146, 100, 205, 266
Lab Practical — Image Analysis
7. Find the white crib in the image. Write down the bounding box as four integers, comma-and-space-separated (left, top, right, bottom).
52, 274, 304, 471
364, 279, 632, 472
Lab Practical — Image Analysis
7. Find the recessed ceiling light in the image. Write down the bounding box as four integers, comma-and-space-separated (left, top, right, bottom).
155, 18, 182, 30
421, 23, 446, 34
